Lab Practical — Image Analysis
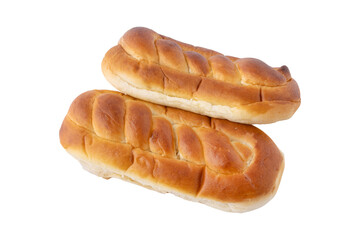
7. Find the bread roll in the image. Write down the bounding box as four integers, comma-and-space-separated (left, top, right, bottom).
59, 90, 284, 212
101, 27, 300, 124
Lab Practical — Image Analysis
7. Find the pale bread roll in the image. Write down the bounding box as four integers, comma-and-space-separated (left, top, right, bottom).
59, 90, 284, 212
101, 27, 300, 124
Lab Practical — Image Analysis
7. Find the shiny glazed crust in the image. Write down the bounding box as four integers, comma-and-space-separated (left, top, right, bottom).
59, 90, 284, 212
102, 27, 300, 124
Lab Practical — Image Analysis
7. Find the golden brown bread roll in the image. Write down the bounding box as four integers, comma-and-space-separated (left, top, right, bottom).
59, 90, 284, 212
102, 27, 300, 124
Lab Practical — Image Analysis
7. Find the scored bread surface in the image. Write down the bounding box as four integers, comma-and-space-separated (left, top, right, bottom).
59, 90, 284, 212
102, 27, 300, 124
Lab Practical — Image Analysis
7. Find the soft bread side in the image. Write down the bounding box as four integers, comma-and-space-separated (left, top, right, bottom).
59, 90, 284, 212
102, 27, 300, 124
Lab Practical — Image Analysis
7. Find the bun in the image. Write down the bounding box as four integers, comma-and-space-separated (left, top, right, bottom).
102, 27, 300, 124
59, 90, 284, 212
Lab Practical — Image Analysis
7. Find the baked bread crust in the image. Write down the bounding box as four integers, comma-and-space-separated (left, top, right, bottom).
102, 27, 300, 124
59, 90, 284, 212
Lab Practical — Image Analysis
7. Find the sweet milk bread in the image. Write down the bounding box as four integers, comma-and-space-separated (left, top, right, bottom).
102, 27, 300, 124
59, 90, 284, 212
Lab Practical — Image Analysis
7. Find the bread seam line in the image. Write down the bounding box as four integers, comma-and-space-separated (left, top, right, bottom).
105, 73, 298, 124
71, 150, 284, 213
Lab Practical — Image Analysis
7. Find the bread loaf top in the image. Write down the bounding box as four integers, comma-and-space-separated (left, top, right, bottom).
102, 27, 300, 124
60, 90, 284, 211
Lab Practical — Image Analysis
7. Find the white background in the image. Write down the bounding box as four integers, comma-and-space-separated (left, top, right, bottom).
1, 0, 359, 239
